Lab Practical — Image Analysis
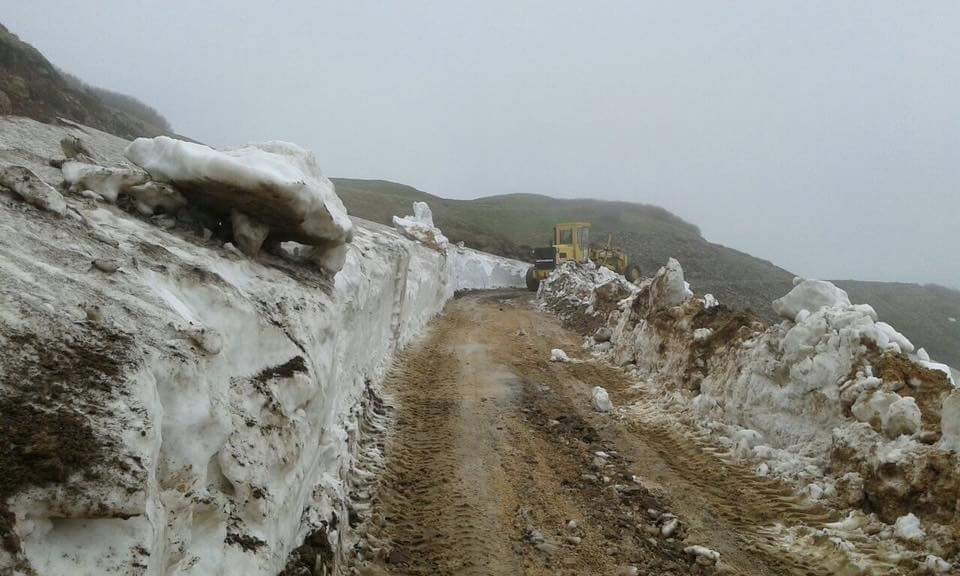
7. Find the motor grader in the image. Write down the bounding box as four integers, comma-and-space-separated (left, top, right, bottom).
525, 222, 641, 290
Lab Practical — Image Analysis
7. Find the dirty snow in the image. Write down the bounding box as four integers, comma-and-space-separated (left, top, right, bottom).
0, 116, 528, 575
591, 386, 613, 412
550, 348, 571, 362
539, 258, 960, 572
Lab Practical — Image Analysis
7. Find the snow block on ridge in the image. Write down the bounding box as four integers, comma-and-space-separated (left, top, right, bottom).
124, 137, 353, 246
772, 279, 852, 320
393, 201, 449, 252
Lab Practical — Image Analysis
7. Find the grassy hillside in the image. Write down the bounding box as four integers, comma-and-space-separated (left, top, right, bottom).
335, 178, 960, 369
0, 22, 171, 139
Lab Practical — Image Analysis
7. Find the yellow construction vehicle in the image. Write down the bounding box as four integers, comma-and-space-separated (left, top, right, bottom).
526, 222, 640, 290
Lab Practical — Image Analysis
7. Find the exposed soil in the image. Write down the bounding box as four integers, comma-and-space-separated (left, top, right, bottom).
0, 323, 133, 556
346, 290, 850, 576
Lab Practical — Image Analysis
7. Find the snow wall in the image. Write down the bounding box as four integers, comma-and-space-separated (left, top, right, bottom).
0, 117, 528, 575
540, 260, 960, 568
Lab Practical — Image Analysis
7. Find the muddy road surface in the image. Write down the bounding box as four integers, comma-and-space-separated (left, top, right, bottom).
348, 290, 841, 576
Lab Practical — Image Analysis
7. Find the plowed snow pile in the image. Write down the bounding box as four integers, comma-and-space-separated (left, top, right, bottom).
0, 116, 527, 575
540, 259, 960, 574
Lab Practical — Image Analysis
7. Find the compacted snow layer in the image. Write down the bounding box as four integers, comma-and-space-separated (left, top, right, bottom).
540, 260, 960, 571
125, 136, 353, 247
0, 117, 528, 576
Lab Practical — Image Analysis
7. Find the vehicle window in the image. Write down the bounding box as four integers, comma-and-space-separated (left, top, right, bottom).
558, 229, 573, 244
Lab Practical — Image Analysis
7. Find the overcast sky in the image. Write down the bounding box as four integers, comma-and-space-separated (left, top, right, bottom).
6, 1, 959, 287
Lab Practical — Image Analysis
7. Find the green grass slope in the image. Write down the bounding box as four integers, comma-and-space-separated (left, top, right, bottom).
335, 178, 959, 369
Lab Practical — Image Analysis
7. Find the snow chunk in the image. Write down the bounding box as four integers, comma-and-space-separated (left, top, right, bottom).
648, 258, 692, 309
125, 136, 353, 245
127, 181, 186, 215
893, 513, 925, 542
392, 201, 449, 252
62, 161, 148, 202
591, 386, 613, 412
231, 210, 271, 257
550, 348, 571, 362
851, 390, 900, 426
703, 293, 719, 309
884, 397, 921, 439
693, 328, 713, 342
940, 391, 960, 452
0, 165, 67, 215
684, 545, 720, 565
924, 555, 952, 574
772, 279, 851, 320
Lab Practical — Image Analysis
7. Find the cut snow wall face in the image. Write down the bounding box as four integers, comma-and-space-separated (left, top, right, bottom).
0, 117, 528, 575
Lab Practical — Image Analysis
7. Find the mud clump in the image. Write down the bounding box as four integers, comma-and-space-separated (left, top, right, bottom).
253, 355, 308, 384
279, 525, 335, 576
225, 532, 267, 553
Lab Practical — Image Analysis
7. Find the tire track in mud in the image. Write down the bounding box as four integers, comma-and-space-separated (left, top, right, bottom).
353, 309, 517, 575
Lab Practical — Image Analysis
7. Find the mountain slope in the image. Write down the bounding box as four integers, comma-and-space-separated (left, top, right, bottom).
334, 178, 960, 369
0, 22, 171, 139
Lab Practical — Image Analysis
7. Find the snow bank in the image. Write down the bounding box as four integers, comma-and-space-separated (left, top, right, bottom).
125, 136, 353, 247
392, 201, 449, 252
539, 258, 960, 566
0, 117, 527, 575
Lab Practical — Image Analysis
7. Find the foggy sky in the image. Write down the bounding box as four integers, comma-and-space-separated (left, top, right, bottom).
6, 1, 959, 288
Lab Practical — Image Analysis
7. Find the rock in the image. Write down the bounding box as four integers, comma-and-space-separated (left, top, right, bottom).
594, 327, 613, 343
564, 535, 581, 545
591, 386, 613, 412
92, 258, 120, 273
231, 210, 271, 257
178, 323, 224, 355
836, 472, 864, 506
60, 135, 94, 161
565, 519, 578, 531
0, 165, 67, 215
80, 189, 104, 201
61, 160, 148, 202
128, 181, 187, 215
883, 397, 921, 439
660, 517, 679, 537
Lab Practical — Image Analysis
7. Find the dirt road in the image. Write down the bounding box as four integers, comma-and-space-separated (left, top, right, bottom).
349, 290, 842, 576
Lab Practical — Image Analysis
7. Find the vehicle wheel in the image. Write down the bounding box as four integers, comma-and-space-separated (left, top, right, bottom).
624, 263, 642, 283
525, 267, 540, 291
